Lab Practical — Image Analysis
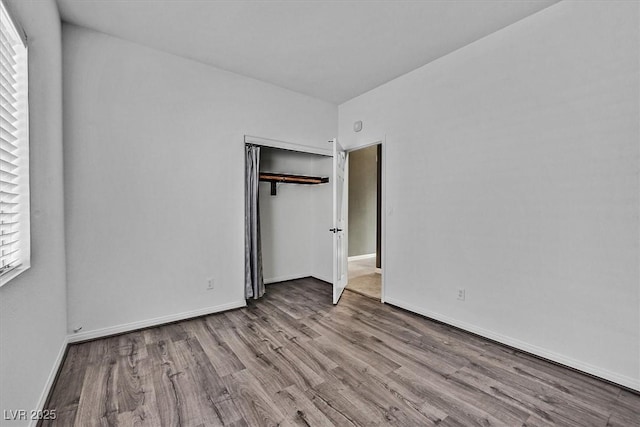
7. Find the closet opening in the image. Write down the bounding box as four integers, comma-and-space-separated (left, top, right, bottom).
345, 143, 382, 301
244, 136, 333, 302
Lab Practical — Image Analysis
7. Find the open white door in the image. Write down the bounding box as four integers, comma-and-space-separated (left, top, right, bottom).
331, 138, 348, 304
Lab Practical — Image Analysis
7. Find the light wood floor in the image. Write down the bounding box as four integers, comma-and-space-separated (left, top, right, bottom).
42, 278, 639, 426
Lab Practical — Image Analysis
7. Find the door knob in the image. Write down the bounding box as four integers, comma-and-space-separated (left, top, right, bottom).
329, 228, 343, 233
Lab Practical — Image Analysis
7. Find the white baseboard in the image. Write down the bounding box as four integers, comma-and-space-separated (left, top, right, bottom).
348, 253, 376, 261
384, 297, 640, 392
68, 300, 246, 343
30, 336, 69, 427
265, 273, 310, 284
265, 273, 333, 286
312, 274, 332, 284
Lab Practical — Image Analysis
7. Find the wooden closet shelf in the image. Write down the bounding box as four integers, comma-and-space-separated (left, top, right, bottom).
259, 172, 329, 195
259, 173, 329, 185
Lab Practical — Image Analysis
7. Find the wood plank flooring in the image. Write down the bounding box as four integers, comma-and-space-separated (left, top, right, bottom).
41, 278, 639, 426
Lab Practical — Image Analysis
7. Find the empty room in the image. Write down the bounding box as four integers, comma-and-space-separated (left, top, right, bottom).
1, 0, 638, 426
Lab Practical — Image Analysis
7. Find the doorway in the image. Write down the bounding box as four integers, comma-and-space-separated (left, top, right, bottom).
345, 143, 382, 301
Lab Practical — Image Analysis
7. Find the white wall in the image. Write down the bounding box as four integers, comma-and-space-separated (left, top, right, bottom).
63, 24, 336, 336
260, 148, 315, 283
339, 1, 639, 389
348, 145, 378, 257
0, 0, 68, 423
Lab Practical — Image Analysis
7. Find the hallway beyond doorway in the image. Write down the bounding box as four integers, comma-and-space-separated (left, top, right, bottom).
346, 256, 381, 300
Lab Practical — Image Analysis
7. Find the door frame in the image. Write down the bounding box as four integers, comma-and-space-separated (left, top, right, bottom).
242, 134, 333, 294
344, 137, 387, 303
244, 134, 333, 157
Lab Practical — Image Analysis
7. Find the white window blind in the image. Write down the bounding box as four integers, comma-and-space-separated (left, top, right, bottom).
0, 0, 29, 286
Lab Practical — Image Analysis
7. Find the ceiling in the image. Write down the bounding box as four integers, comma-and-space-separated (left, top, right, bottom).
57, 0, 558, 104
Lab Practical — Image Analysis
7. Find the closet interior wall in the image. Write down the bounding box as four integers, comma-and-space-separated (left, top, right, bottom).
259, 147, 332, 284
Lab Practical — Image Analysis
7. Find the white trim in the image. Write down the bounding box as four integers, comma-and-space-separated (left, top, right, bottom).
266, 274, 335, 285
264, 273, 311, 284
343, 151, 349, 299
244, 135, 332, 157
30, 336, 69, 427
348, 253, 376, 261
312, 274, 332, 284
345, 140, 383, 152
375, 267, 382, 274
68, 300, 246, 343
385, 297, 640, 392
381, 138, 386, 303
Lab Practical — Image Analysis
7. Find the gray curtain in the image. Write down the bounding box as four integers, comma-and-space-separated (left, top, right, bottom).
245, 145, 264, 299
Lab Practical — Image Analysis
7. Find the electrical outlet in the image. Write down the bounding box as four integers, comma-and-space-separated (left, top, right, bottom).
207, 278, 214, 290
457, 289, 465, 301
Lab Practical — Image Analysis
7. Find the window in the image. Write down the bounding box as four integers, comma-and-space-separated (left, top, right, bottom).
0, 0, 29, 286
